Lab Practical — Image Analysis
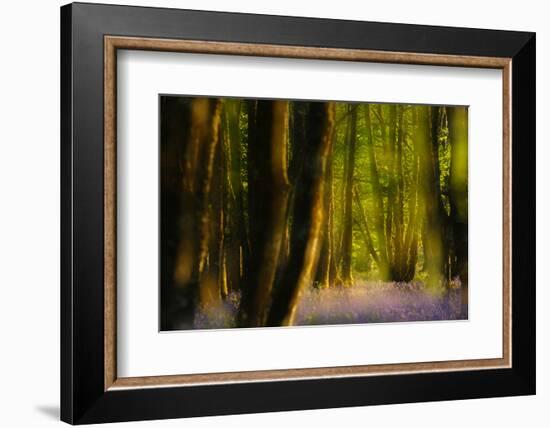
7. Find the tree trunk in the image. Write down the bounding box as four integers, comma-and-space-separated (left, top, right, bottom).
354, 185, 380, 267
384, 105, 397, 277
402, 150, 421, 282
314, 130, 336, 288
327, 126, 342, 286
204, 134, 227, 304
431, 107, 452, 286
364, 105, 390, 280
392, 106, 407, 279
267, 102, 336, 326
239, 100, 291, 327
417, 105, 445, 289
160, 97, 189, 329
173, 98, 222, 309
448, 106, 469, 309
279, 102, 309, 278
340, 105, 357, 286
223, 100, 247, 294
335, 110, 352, 268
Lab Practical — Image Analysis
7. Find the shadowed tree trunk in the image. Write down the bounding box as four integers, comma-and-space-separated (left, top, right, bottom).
173, 98, 222, 311
204, 134, 227, 303
401, 148, 421, 282
334, 109, 351, 278
340, 105, 357, 286
222, 100, 247, 294
387, 106, 419, 282
289, 103, 309, 185
160, 97, 189, 329
448, 106, 469, 309
267, 102, 336, 326
239, 100, 291, 327
390, 106, 405, 279
245, 100, 259, 265
432, 108, 452, 286
417, 106, 445, 289
280, 102, 310, 275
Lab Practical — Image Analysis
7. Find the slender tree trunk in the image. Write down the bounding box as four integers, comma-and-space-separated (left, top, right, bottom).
402, 150, 421, 282
220, 141, 229, 299
327, 128, 341, 286
289, 102, 309, 185
328, 191, 341, 283
173, 98, 222, 310
267, 102, 336, 326
384, 105, 397, 278
223, 100, 246, 294
417, 105, 445, 289
405, 106, 422, 280
393, 106, 406, 279
340, 105, 357, 286
335, 110, 351, 268
205, 135, 227, 303
364, 105, 390, 280
279, 103, 309, 278
239, 100, 291, 327
354, 185, 380, 267
448, 106, 469, 309
246, 100, 259, 263
431, 107, 451, 286
314, 129, 336, 288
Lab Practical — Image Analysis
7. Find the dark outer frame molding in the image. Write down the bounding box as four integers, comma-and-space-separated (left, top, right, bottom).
61, 2, 535, 424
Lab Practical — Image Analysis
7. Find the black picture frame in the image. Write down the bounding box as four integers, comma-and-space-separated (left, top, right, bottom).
61, 2, 535, 424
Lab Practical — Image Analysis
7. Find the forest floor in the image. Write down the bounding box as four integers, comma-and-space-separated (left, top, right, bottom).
293, 281, 466, 326
190, 281, 467, 330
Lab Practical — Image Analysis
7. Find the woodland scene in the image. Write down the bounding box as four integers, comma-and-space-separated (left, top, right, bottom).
160, 96, 469, 330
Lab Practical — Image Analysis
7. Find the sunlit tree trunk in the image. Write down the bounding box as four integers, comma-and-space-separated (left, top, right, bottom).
239, 100, 291, 327
267, 102, 336, 326
448, 106, 469, 308
328, 123, 342, 287
205, 133, 227, 303
328, 178, 341, 286
314, 130, 336, 288
173, 98, 222, 309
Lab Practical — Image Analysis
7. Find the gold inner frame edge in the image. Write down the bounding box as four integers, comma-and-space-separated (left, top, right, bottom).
104, 35, 512, 391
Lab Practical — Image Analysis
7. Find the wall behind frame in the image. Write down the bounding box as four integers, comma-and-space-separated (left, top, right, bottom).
0, 0, 545, 427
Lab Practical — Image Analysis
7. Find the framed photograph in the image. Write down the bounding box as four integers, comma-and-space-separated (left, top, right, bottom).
61, 2, 535, 424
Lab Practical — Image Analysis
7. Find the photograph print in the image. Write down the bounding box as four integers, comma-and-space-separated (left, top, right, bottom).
160, 96, 468, 331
